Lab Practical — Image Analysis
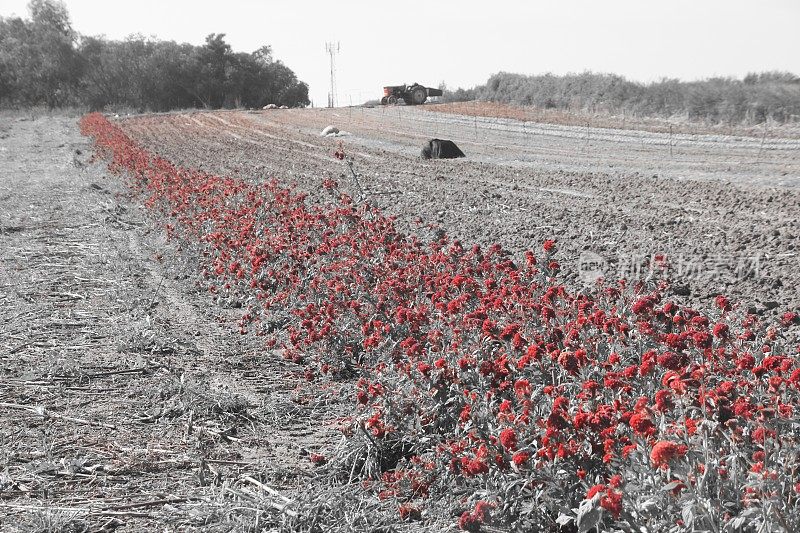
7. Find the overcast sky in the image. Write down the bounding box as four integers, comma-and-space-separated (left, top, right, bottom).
2, 0, 799, 107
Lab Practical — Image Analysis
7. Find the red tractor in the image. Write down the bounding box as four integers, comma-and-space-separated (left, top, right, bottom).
380, 83, 443, 105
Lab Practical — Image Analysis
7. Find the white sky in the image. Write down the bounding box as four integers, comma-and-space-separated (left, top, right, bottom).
2, 0, 799, 107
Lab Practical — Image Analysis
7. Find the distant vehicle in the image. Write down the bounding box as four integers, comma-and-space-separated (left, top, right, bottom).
380, 83, 443, 105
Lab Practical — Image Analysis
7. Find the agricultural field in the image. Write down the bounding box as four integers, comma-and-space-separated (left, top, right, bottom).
1, 105, 799, 532
122, 105, 800, 309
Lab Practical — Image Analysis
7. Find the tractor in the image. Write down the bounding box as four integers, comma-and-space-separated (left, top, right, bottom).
380, 83, 443, 105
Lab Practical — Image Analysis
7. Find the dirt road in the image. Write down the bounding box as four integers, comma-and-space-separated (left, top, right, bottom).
0, 114, 342, 531
120, 106, 800, 314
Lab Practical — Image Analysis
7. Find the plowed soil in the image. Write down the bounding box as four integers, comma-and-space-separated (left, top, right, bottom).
120, 106, 800, 314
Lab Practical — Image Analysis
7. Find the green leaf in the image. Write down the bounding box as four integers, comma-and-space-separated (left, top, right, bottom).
576, 497, 602, 533
661, 480, 685, 491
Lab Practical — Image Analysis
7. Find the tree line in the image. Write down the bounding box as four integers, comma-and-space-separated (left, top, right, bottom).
0, 0, 310, 111
444, 71, 800, 125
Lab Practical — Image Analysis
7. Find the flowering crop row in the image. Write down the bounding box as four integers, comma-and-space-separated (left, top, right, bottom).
81, 113, 800, 531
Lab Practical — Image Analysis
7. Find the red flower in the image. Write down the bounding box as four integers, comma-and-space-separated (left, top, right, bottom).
473, 501, 494, 522
632, 297, 653, 314
629, 412, 656, 436
737, 353, 756, 370
586, 484, 606, 499
601, 489, 623, 518
692, 331, 712, 349
733, 397, 754, 419
657, 351, 689, 371
654, 389, 674, 412
417, 361, 432, 376
398, 504, 421, 521
499, 399, 512, 413
582, 380, 602, 394
309, 453, 327, 465
464, 458, 489, 476
499, 428, 518, 451
585, 484, 623, 518
640, 350, 657, 375
543, 239, 556, 252
622, 443, 637, 458
458, 512, 481, 532
458, 501, 494, 531
650, 441, 688, 468
514, 378, 531, 397
712, 322, 729, 338
512, 450, 531, 466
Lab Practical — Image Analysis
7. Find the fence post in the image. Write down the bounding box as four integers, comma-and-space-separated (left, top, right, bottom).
757, 119, 768, 162
669, 124, 673, 158
473, 100, 478, 140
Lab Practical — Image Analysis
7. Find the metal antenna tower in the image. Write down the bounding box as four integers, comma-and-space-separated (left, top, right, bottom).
325, 41, 340, 108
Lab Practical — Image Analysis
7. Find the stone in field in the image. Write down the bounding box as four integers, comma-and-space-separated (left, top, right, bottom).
321, 125, 340, 136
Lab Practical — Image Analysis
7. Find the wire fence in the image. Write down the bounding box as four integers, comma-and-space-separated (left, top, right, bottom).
307, 102, 800, 185
329, 102, 800, 166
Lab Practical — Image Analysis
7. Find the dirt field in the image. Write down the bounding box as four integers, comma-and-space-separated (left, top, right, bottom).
120, 106, 800, 313
0, 114, 347, 531
2, 106, 798, 531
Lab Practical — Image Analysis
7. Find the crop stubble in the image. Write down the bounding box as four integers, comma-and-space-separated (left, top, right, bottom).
0, 115, 346, 532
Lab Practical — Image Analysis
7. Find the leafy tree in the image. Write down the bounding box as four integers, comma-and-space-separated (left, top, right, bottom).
0, 2, 309, 110
27, 0, 81, 106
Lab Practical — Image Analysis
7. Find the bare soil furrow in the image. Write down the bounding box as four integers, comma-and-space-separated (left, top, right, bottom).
119, 109, 799, 315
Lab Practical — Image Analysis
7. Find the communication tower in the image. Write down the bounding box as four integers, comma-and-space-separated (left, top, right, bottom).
325, 41, 340, 108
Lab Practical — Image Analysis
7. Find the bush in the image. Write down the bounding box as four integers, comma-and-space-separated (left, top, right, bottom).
446, 71, 800, 125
